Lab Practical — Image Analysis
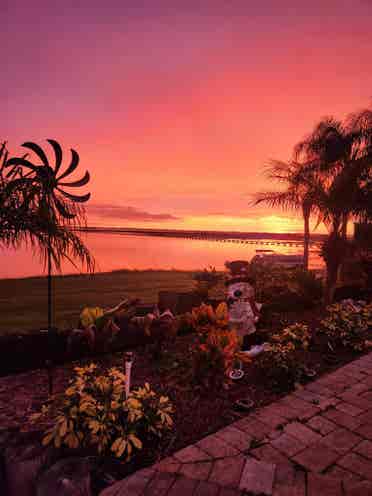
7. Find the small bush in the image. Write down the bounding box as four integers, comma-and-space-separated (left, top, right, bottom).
293, 270, 323, 305
32, 364, 173, 461
272, 323, 311, 350
192, 328, 248, 389
257, 342, 300, 389
191, 302, 228, 333
319, 300, 372, 352
257, 323, 311, 389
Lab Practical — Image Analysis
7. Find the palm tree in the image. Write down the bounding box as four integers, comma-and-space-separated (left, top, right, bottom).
293, 110, 372, 303
2, 140, 94, 393
253, 160, 318, 270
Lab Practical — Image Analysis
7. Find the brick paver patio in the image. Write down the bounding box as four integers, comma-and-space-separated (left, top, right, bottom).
101, 352, 372, 495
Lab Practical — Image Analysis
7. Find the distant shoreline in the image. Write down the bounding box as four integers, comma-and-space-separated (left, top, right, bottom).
77, 226, 327, 242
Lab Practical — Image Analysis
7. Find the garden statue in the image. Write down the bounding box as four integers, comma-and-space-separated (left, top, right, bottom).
225, 260, 267, 357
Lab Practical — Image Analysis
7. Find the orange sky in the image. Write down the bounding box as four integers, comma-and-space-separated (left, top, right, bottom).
3, 1, 372, 234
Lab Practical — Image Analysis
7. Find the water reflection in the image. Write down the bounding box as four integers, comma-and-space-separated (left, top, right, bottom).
0, 233, 323, 279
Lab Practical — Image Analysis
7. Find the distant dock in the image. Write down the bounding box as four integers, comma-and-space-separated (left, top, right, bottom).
78, 227, 325, 249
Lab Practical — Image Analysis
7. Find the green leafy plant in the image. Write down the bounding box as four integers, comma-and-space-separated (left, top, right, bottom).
31, 364, 173, 461
257, 341, 301, 389
257, 322, 311, 388
320, 300, 372, 351
292, 269, 323, 304
272, 323, 311, 350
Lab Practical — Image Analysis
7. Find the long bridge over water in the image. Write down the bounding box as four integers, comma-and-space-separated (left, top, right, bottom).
79, 227, 325, 249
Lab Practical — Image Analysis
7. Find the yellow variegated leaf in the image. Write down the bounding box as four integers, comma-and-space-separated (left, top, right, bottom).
128, 434, 143, 450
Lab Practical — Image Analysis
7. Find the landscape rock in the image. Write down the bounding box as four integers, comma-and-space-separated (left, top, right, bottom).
36, 457, 91, 496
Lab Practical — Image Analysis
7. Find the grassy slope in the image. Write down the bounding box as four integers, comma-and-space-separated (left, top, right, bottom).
0, 270, 195, 335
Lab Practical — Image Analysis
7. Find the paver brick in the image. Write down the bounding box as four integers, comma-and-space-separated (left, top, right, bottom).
264, 403, 302, 421
251, 409, 287, 430
356, 410, 372, 425
154, 457, 181, 474
292, 444, 340, 473
306, 415, 338, 435
233, 416, 272, 440
326, 465, 363, 492
361, 391, 372, 402
338, 452, 372, 480
353, 439, 372, 460
179, 461, 212, 481
336, 392, 372, 411
197, 434, 239, 458
100, 470, 154, 496
144, 471, 176, 496
305, 382, 336, 398
273, 469, 306, 496
239, 457, 275, 495
208, 454, 245, 488
307, 473, 342, 496
341, 382, 370, 396
345, 480, 372, 496
215, 425, 253, 452
219, 488, 243, 496
173, 444, 211, 463
283, 421, 322, 445
335, 402, 365, 417
278, 395, 320, 420
193, 480, 220, 496
362, 375, 372, 387
354, 423, 372, 440
167, 475, 198, 495
320, 427, 362, 454
271, 432, 307, 457
293, 388, 336, 410
250, 444, 296, 484
322, 408, 364, 431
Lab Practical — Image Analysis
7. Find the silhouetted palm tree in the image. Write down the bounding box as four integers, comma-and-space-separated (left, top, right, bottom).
294, 113, 372, 238
293, 110, 372, 303
253, 160, 319, 270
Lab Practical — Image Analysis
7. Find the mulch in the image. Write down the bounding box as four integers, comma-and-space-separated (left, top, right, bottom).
0, 304, 370, 494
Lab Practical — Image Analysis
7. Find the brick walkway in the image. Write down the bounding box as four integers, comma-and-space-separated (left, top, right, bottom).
101, 352, 372, 495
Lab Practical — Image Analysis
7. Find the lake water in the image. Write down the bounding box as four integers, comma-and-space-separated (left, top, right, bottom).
1, 232, 323, 279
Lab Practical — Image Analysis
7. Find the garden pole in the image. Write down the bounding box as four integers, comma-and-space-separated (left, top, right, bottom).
47, 235, 53, 395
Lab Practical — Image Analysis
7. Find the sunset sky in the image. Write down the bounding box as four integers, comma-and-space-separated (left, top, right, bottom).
3, 0, 372, 234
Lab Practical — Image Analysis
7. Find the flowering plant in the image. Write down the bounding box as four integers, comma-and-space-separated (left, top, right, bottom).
320, 300, 372, 351
257, 341, 300, 388
31, 364, 173, 460
272, 323, 311, 350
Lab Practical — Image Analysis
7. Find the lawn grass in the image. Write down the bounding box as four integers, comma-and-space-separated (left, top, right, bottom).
0, 270, 195, 335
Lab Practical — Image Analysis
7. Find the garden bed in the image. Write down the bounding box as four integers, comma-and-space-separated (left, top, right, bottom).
0, 302, 370, 494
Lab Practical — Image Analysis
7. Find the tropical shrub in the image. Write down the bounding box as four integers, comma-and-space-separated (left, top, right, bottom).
272, 323, 311, 350
292, 270, 323, 305
191, 302, 228, 333
79, 306, 120, 351
192, 328, 249, 389
320, 300, 372, 351
146, 312, 178, 359
32, 364, 173, 460
257, 341, 300, 389
257, 323, 311, 388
